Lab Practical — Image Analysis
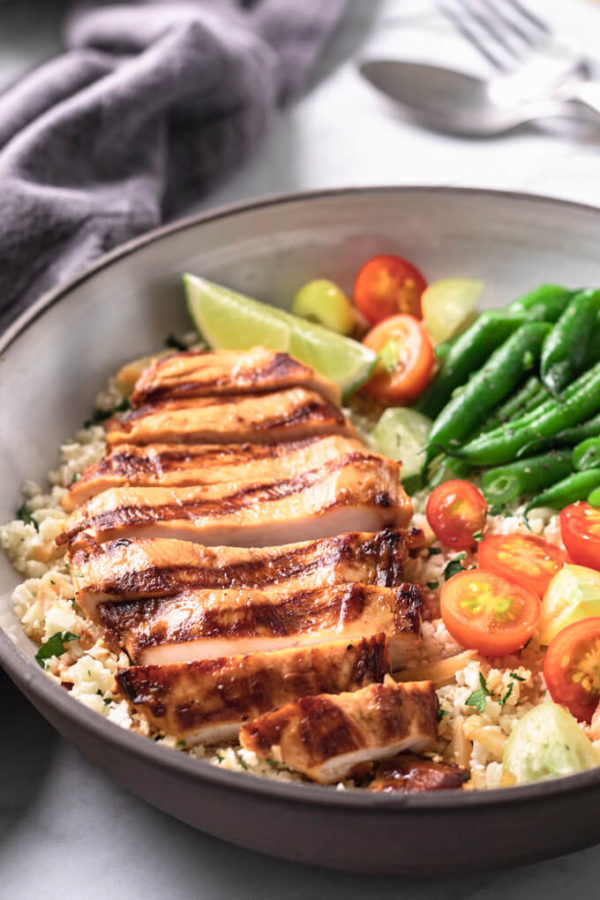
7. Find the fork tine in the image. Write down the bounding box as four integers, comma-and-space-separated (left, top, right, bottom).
454, 0, 527, 66
438, 1, 512, 72
502, 0, 552, 37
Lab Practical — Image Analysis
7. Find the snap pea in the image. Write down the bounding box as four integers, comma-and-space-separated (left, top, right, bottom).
540, 289, 600, 394
573, 437, 600, 472
524, 468, 600, 517
416, 312, 525, 419
481, 450, 573, 507
457, 360, 600, 467
425, 322, 551, 463
506, 284, 573, 323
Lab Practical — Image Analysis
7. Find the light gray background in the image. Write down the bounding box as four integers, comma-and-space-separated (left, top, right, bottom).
2, 1, 600, 896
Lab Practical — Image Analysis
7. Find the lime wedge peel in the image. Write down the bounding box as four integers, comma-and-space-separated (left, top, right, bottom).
184, 274, 377, 401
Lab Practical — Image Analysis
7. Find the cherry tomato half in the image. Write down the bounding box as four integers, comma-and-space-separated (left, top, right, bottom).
353, 254, 427, 324
362, 314, 435, 404
440, 569, 541, 657
477, 533, 566, 599
544, 616, 600, 722
560, 502, 600, 571
426, 479, 488, 551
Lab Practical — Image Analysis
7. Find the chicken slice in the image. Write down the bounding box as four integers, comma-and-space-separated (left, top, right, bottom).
62, 435, 367, 511
116, 634, 390, 745
239, 677, 438, 784
130, 348, 341, 408
70, 528, 415, 619
106, 388, 357, 447
97, 582, 422, 668
59, 453, 412, 547
368, 754, 469, 793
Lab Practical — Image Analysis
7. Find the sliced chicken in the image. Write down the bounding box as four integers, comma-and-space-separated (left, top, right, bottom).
70, 528, 414, 619
368, 754, 469, 793
62, 435, 367, 511
131, 348, 341, 407
116, 634, 390, 745
239, 677, 438, 784
106, 388, 357, 447
59, 454, 412, 547
97, 582, 422, 668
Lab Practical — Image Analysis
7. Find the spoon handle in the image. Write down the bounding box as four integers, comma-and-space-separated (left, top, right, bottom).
566, 81, 600, 120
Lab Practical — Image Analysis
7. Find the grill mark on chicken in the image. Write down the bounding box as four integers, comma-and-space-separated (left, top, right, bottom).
59, 453, 410, 546
131, 348, 341, 408
62, 435, 367, 511
116, 634, 390, 743
70, 529, 414, 616
107, 387, 355, 446
368, 754, 469, 793
239, 678, 438, 783
96, 582, 422, 666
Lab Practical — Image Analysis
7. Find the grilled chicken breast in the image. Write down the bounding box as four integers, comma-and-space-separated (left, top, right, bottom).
70, 528, 414, 618
131, 348, 341, 408
106, 388, 357, 447
239, 677, 438, 783
368, 754, 469, 793
116, 634, 390, 745
97, 582, 422, 667
59, 454, 412, 547
62, 435, 368, 511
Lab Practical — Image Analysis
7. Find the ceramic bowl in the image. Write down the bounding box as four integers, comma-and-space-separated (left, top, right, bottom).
2, 187, 600, 874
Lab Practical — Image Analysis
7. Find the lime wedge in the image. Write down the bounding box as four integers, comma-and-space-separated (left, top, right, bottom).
184, 274, 377, 400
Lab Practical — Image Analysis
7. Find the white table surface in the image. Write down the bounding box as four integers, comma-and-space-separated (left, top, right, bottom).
2, 1, 600, 897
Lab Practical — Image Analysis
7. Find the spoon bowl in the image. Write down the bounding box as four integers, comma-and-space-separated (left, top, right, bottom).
359, 60, 575, 137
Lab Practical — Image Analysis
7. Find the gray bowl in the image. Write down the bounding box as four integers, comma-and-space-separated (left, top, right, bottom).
2, 187, 600, 875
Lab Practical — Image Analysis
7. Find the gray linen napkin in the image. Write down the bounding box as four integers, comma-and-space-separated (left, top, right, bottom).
0, 0, 346, 332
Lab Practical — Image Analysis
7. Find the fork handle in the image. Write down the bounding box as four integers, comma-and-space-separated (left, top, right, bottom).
566, 81, 600, 120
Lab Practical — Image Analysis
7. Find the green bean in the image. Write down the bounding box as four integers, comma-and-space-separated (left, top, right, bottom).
457, 360, 600, 467
573, 437, 600, 472
588, 487, 600, 507
506, 285, 573, 322
425, 322, 551, 464
524, 469, 600, 517
516, 412, 600, 458
416, 312, 524, 419
427, 455, 473, 488
540, 289, 600, 394
479, 376, 546, 433
481, 450, 573, 506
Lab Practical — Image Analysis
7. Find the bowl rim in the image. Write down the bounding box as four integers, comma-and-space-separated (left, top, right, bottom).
2, 183, 600, 812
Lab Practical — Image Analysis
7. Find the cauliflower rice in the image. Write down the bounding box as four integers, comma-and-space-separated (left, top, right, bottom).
3, 358, 599, 789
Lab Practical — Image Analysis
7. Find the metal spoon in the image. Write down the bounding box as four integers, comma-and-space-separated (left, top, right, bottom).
359, 60, 598, 137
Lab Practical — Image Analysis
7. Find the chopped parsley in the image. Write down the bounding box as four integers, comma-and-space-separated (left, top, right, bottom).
489, 504, 504, 516
265, 758, 279, 768
437, 708, 449, 722
71, 473, 81, 484
84, 397, 130, 428
177, 739, 187, 749
444, 552, 466, 581
510, 671, 526, 682
426, 580, 439, 591
499, 682, 514, 706
472, 529, 483, 542
35, 631, 79, 667
427, 546, 442, 557
17, 503, 38, 530
215, 752, 224, 763
465, 672, 491, 714
237, 754, 249, 771
165, 333, 188, 351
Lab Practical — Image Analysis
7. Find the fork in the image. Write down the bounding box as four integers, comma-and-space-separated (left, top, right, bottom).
439, 0, 600, 117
